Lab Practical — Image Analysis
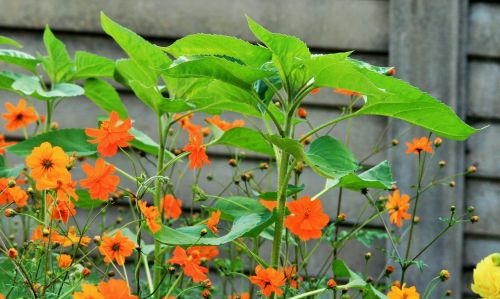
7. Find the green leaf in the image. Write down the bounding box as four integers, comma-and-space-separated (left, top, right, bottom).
164, 33, 271, 68
0, 35, 22, 48
0, 164, 23, 178
266, 135, 358, 179
212, 196, 268, 219
12, 75, 84, 99
164, 56, 274, 91
0, 49, 40, 72
73, 51, 115, 79
326, 160, 394, 191
0, 71, 25, 92
305, 53, 386, 97
84, 78, 128, 118
154, 214, 266, 246
129, 128, 175, 159
332, 259, 367, 288
100, 12, 170, 77
259, 184, 304, 200
73, 190, 105, 209
347, 57, 394, 75
42, 26, 73, 83
211, 127, 274, 156
351, 65, 479, 140
246, 16, 311, 94
8, 128, 97, 156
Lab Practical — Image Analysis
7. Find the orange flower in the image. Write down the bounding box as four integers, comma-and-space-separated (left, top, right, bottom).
188, 246, 219, 262
183, 132, 210, 170
138, 200, 161, 233
259, 199, 278, 211
405, 137, 433, 155
310, 88, 320, 94
206, 115, 245, 131
297, 107, 308, 119
228, 294, 250, 299
167, 246, 208, 283
80, 158, 120, 201
25, 142, 70, 190
98, 279, 138, 299
162, 194, 182, 219
387, 283, 420, 299
207, 210, 221, 234
54, 175, 79, 202
57, 254, 72, 269
98, 231, 135, 266
73, 284, 105, 299
62, 226, 90, 247
0, 135, 15, 154
249, 265, 285, 297
0, 177, 28, 207
284, 266, 300, 289
334, 88, 362, 96
31, 225, 64, 244
285, 196, 329, 241
2, 99, 37, 131
386, 190, 411, 227
48, 194, 76, 223
85, 111, 134, 157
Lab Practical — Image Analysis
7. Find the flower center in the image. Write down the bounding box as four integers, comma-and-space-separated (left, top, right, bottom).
112, 243, 121, 251
42, 159, 53, 170
15, 113, 23, 120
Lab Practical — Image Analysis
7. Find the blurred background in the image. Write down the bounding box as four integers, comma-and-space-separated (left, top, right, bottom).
0, 1, 498, 298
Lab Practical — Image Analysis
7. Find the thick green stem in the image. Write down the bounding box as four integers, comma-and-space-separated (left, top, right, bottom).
153, 116, 166, 299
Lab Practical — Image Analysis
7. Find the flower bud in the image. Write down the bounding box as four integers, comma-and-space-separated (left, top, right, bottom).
439, 160, 446, 168
42, 228, 50, 237
467, 165, 477, 174
387, 68, 397, 76
168, 266, 176, 273
449, 181, 456, 188
366, 276, 374, 283
202, 289, 211, 298
108, 271, 115, 277
241, 172, 253, 182
445, 290, 452, 297
470, 215, 480, 223
450, 205, 456, 212
115, 217, 123, 224
297, 107, 308, 119
259, 162, 269, 170
4, 208, 16, 218
439, 269, 450, 281
294, 162, 304, 174
467, 206, 475, 213
413, 216, 420, 224
202, 127, 211, 137
50, 121, 59, 130
228, 158, 237, 167
7, 180, 16, 188
392, 280, 401, 288
82, 268, 91, 277
93, 235, 101, 244
434, 137, 442, 147
337, 213, 347, 222
8, 248, 17, 259
391, 139, 399, 146
327, 279, 337, 289
385, 265, 394, 275
200, 228, 208, 237
364, 252, 372, 261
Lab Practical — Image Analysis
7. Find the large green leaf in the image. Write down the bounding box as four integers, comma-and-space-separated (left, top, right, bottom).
84, 78, 128, 118
42, 26, 73, 83
154, 214, 266, 246
100, 12, 170, 77
0, 35, 22, 48
8, 128, 97, 156
326, 160, 394, 191
211, 127, 274, 156
246, 16, 311, 94
164, 56, 274, 91
164, 33, 271, 68
332, 259, 367, 288
0, 71, 25, 92
0, 49, 40, 72
352, 65, 479, 140
73, 51, 115, 79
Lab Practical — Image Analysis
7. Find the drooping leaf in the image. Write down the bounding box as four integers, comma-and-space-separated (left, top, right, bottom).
0, 35, 22, 48
73, 51, 115, 79
100, 12, 170, 77
42, 26, 73, 83
211, 127, 274, 156
11, 75, 84, 99
332, 259, 367, 288
0, 49, 40, 72
164, 33, 271, 67
154, 214, 267, 246
129, 128, 175, 159
84, 78, 128, 118
164, 56, 274, 91
8, 128, 97, 156
326, 160, 394, 191
73, 190, 105, 209
0, 71, 25, 92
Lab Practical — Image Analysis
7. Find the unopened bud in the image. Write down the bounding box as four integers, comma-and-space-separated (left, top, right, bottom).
93, 236, 101, 244
259, 162, 269, 170
337, 213, 347, 222
168, 266, 176, 273
391, 139, 399, 146
108, 270, 115, 277
42, 228, 50, 237
439, 160, 446, 167
470, 215, 480, 223
115, 217, 123, 224
449, 181, 456, 188
4, 209, 16, 218
450, 205, 456, 212
297, 107, 308, 119
413, 216, 421, 224
82, 268, 91, 277
387, 68, 397, 76
241, 172, 253, 182
294, 161, 304, 174
200, 228, 208, 236
327, 279, 337, 289
50, 122, 59, 130
364, 252, 372, 261
434, 137, 442, 147
439, 269, 450, 281
202, 289, 211, 298
445, 290, 452, 297
228, 158, 237, 167
7, 180, 15, 188
385, 265, 394, 275
467, 165, 477, 174
7, 248, 17, 259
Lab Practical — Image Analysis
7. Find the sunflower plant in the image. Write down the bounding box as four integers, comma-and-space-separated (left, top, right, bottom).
0, 13, 484, 299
